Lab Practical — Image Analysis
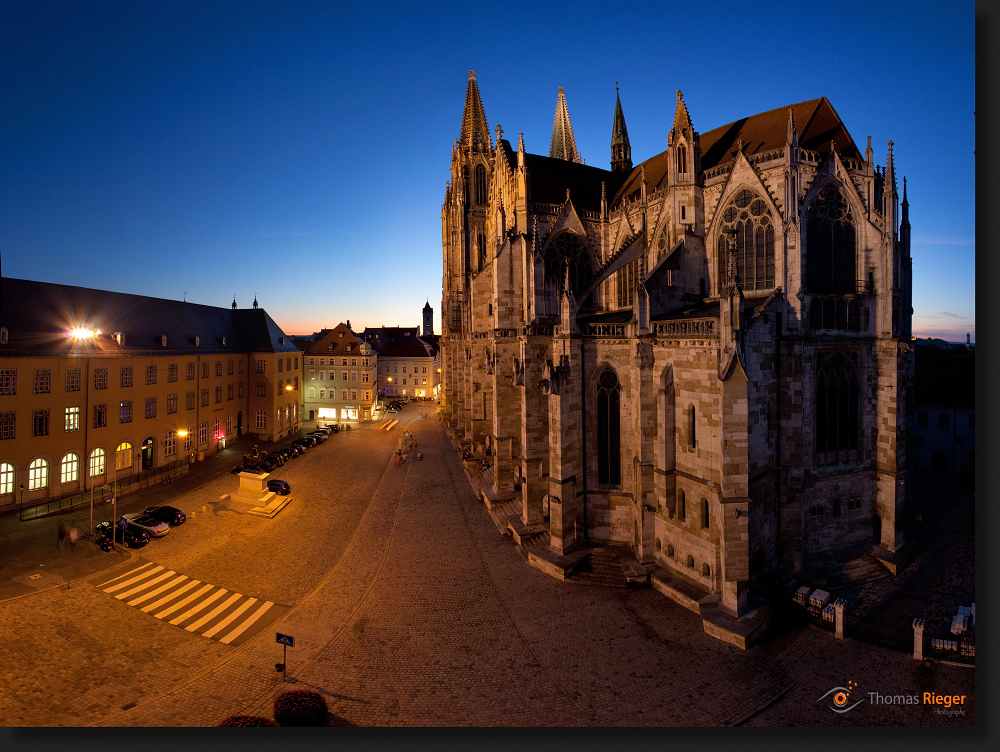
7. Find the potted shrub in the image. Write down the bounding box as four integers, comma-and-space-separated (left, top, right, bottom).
273, 690, 329, 727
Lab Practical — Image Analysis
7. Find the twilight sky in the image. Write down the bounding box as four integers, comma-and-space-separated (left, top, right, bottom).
0, 1, 975, 341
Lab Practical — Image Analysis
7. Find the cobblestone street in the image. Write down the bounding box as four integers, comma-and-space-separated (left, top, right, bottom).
0, 410, 975, 727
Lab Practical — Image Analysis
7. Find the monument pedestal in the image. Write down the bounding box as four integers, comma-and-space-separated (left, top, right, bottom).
226, 471, 276, 507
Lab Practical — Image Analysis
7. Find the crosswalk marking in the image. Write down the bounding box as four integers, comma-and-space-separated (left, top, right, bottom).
218, 601, 274, 645
115, 570, 176, 600
140, 579, 200, 613
202, 597, 257, 638
128, 575, 189, 607
90, 558, 288, 646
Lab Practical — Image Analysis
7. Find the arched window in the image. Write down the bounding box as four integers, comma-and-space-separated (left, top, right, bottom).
666, 543, 675, 558
213, 417, 221, 439
255, 411, 266, 430
686, 554, 695, 569
702, 562, 711, 577
0, 462, 15, 494
164, 431, 176, 457
61, 453, 79, 484
676, 142, 687, 175
89, 448, 106, 477
806, 185, 856, 293
701, 498, 709, 529
816, 351, 860, 463
276, 409, 283, 429
474, 164, 488, 205
678, 490, 686, 521
184, 426, 193, 451
596, 369, 621, 486
544, 232, 592, 299
716, 189, 775, 293
28, 458, 48, 490
687, 405, 696, 450
114, 442, 133, 472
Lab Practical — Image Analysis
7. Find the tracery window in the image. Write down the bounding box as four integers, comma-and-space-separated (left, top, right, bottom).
544, 232, 592, 298
676, 142, 687, 175
815, 351, 860, 464
806, 186, 856, 293
474, 164, 487, 205
716, 189, 775, 293
596, 369, 621, 486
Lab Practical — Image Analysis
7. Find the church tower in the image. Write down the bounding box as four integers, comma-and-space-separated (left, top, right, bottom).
422, 301, 433, 337
610, 85, 632, 173
549, 87, 581, 163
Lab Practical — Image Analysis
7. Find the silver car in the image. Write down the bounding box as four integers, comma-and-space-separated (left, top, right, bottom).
123, 512, 170, 537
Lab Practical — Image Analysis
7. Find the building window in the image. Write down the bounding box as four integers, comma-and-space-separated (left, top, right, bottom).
474, 164, 488, 205
184, 427, 193, 451
294, 377, 299, 389
815, 351, 860, 463
716, 188, 776, 293
0, 411, 15, 440
278, 359, 283, 373
422, 366, 427, 374
65, 406, 80, 432
226, 414, 232, 434
363, 373, 369, 382
213, 417, 221, 440
94, 367, 107, 390
146, 364, 157, 385
0, 369, 17, 395
938, 413, 950, 429
199, 421, 208, 444
202, 362, 209, 379
167, 393, 178, 414
256, 382, 266, 397
28, 458, 48, 490
238, 382, 245, 398
701, 499, 709, 529
806, 185, 856, 294
186, 391, 195, 410
93, 404, 107, 428
256, 360, 265, 373
308, 369, 315, 380
215, 386, 222, 404
676, 142, 687, 174
227, 384, 233, 400
917, 412, 928, 427
596, 369, 621, 486
115, 441, 133, 471
686, 555, 695, 569
65, 368, 81, 392
351, 372, 357, 381
215, 361, 222, 377
228, 360, 234, 375
319, 389, 325, 399
164, 431, 177, 457
32, 409, 49, 436
120, 400, 133, 423
342, 371, 348, 381
0, 463, 12, 494
143, 397, 155, 419
89, 448, 106, 477
34, 369, 51, 394
276, 409, 283, 429
239, 360, 245, 374
187, 362, 196, 380
342, 390, 347, 400
255, 410, 266, 430
201, 389, 209, 407
342, 358, 348, 366
687, 405, 696, 450
168, 363, 178, 382
352, 390, 357, 401
61, 453, 79, 484
120, 366, 132, 388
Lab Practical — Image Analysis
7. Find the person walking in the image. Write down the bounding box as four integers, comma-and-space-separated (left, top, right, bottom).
69, 525, 78, 550
57, 521, 66, 549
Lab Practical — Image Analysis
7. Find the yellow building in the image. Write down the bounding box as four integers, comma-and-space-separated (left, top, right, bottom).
0, 278, 301, 512
302, 323, 378, 423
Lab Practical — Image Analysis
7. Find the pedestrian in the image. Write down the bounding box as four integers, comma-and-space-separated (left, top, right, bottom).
57, 521, 66, 549
69, 525, 78, 550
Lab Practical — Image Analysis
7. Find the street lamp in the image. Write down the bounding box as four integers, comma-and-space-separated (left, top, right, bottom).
18, 483, 24, 522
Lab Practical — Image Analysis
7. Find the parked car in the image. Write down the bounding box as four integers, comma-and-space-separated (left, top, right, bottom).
292, 437, 316, 449
265, 453, 285, 466
123, 512, 170, 537
307, 432, 327, 443
231, 465, 246, 475
144, 505, 187, 526
259, 458, 280, 472
267, 479, 291, 495
274, 447, 296, 461
329, 424, 340, 433
386, 406, 399, 413
285, 444, 305, 457
94, 521, 150, 549
313, 426, 334, 435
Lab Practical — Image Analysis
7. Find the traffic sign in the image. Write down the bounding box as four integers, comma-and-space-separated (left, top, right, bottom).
275, 632, 294, 647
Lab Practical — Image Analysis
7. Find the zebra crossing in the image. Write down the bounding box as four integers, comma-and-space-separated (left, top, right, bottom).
90, 560, 289, 646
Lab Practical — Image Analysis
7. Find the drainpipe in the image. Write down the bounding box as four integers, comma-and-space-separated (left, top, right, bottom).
580, 333, 588, 542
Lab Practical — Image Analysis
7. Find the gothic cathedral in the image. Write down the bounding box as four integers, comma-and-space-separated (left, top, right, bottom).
439, 72, 913, 630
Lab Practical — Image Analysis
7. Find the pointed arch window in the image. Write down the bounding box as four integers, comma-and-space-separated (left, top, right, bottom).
687, 404, 697, 450
676, 142, 687, 175
474, 164, 488, 205
544, 232, 593, 299
716, 189, 775, 293
596, 369, 621, 486
806, 186, 856, 293
815, 350, 860, 464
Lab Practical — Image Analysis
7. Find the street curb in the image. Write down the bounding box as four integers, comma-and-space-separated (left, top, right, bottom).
0, 546, 138, 605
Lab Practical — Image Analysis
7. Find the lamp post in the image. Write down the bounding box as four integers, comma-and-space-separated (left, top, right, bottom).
18, 483, 24, 522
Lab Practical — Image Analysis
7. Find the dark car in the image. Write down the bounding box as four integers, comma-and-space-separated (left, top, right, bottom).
329, 424, 340, 433
385, 406, 399, 413
285, 444, 305, 457
265, 453, 285, 466
144, 505, 186, 526
292, 437, 316, 449
307, 432, 327, 443
274, 447, 296, 461
267, 479, 291, 495
94, 521, 150, 549
259, 458, 280, 472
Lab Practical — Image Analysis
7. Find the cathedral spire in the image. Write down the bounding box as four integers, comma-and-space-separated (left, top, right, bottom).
459, 70, 492, 154
786, 108, 798, 147
549, 87, 581, 163
611, 83, 632, 173
671, 90, 694, 137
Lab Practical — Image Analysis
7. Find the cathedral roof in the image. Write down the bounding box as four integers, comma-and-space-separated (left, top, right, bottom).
699, 97, 861, 169
506, 137, 626, 213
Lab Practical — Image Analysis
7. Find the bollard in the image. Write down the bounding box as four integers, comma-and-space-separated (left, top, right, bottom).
912, 618, 925, 661
834, 599, 846, 640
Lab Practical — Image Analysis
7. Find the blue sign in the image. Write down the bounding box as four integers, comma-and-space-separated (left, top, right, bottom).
275, 633, 294, 647
119, 516, 128, 527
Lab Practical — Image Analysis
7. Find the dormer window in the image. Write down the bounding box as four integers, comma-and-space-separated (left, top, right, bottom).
193, 336, 200, 347
160, 336, 167, 347
0, 327, 8, 345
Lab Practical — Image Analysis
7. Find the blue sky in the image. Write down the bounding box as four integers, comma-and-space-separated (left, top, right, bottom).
1, 1, 975, 340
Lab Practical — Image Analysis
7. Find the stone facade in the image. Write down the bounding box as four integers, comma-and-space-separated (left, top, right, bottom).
439, 74, 913, 620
